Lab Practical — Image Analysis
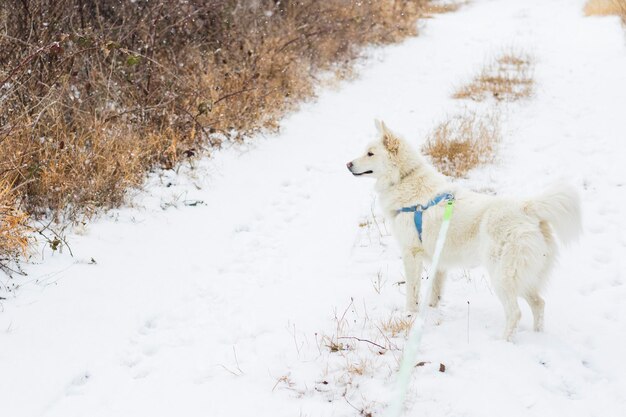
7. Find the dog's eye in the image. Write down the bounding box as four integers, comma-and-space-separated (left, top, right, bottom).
367, 152, 374, 157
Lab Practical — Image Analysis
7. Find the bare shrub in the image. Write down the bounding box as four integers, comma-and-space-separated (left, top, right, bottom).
453, 50, 534, 102
0, 0, 456, 262
422, 111, 501, 177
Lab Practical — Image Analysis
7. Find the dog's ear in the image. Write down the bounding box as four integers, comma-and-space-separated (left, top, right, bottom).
379, 121, 400, 154
374, 119, 383, 134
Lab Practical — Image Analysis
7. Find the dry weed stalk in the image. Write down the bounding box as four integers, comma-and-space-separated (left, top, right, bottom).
372, 269, 386, 294
454, 50, 534, 102
423, 111, 501, 177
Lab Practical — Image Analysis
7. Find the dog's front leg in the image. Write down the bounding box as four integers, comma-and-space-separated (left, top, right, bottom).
428, 270, 447, 307
403, 248, 423, 312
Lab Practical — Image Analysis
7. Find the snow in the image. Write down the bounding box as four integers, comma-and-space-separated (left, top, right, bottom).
2, 0, 626, 416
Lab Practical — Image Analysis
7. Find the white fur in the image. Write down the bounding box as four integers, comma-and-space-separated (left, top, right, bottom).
348, 121, 582, 340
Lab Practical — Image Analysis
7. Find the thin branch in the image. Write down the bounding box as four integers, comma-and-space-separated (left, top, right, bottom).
337, 336, 386, 351
214, 86, 257, 105
0, 43, 59, 87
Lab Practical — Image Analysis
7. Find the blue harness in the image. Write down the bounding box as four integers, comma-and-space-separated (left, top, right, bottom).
396, 192, 455, 242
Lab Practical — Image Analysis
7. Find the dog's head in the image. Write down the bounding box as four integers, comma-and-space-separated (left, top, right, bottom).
346, 120, 407, 183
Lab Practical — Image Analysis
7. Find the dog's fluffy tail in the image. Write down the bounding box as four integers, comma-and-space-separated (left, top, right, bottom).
524, 183, 582, 245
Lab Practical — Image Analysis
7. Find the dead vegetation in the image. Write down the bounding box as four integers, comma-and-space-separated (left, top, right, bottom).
584, 0, 626, 23
422, 1, 465, 17
453, 50, 534, 102
0, 181, 29, 270
379, 315, 414, 338
281, 297, 444, 413
0, 0, 456, 264
433, 48, 532, 177
422, 110, 501, 177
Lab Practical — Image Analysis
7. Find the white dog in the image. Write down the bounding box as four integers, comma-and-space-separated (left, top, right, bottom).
347, 120, 581, 340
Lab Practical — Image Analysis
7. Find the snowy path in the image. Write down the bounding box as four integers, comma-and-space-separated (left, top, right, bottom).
2, 0, 626, 416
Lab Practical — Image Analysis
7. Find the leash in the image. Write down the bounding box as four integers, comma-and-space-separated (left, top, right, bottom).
386, 198, 455, 417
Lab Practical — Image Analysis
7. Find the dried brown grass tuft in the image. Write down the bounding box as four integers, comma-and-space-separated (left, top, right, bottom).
453, 50, 534, 102
345, 358, 370, 376
379, 316, 414, 338
422, 1, 465, 17
584, 0, 626, 22
422, 111, 501, 178
0, 181, 30, 266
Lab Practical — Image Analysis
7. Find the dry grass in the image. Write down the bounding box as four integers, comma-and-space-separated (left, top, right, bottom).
453, 50, 534, 102
322, 335, 350, 353
345, 358, 371, 376
444, 48, 530, 176
422, 111, 501, 177
0, 0, 456, 263
584, 0, 626, 22
0, 181, 29, 268
422, 1, 465, 17
379, 316, 414, 338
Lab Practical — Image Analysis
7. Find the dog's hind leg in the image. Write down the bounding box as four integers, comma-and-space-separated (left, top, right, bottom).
523, 292, 545, 332
522, 222, 553, 332
403, 248, 423, 313
428, 270, 446, 307
492, 281, 521, 341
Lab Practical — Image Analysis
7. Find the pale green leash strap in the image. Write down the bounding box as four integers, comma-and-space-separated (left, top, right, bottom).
386, 199, 455, 417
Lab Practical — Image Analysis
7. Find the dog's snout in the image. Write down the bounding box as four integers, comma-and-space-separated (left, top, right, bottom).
346, 161, 353, 170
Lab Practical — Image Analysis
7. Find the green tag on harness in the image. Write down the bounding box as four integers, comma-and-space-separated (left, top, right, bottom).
443, 199, 455, 221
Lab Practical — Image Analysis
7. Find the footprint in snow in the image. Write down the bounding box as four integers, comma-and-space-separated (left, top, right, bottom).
65, 372, 91, 396
121, 317, 163, 379
592, 251, 611, 264
138, 317, 159, 335
142, 344, 160, 357
234, 224, 251, 233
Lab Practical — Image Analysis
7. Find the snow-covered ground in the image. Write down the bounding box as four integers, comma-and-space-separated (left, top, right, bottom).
2, 0, 626, 416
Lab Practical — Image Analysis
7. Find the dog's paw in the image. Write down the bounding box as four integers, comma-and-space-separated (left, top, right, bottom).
502, 329, 516, 342
428, 295, 441, 308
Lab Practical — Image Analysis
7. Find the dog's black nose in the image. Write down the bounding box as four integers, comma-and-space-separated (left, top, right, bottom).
346, 161, 353, 170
